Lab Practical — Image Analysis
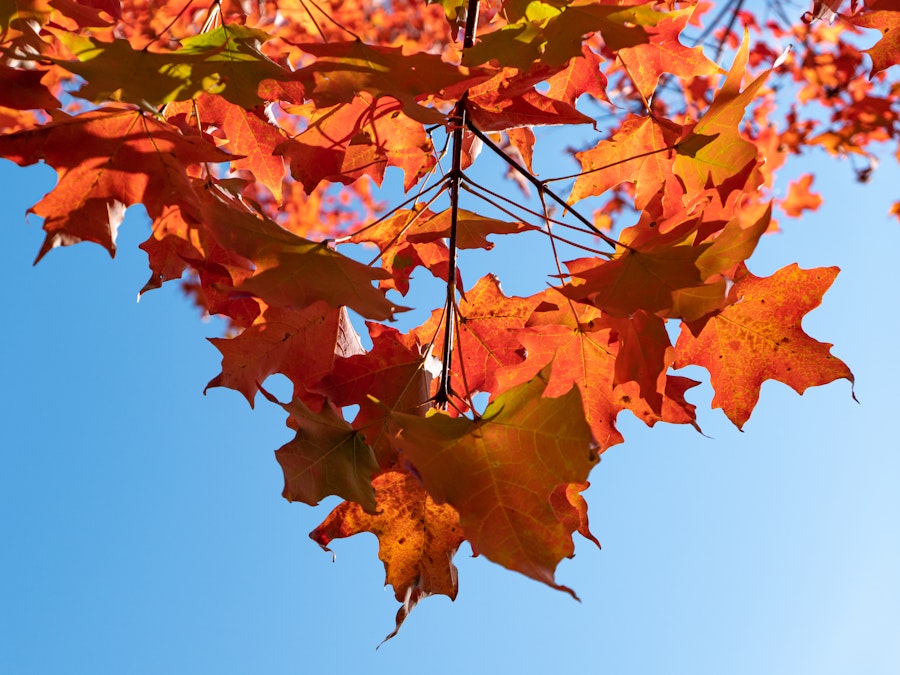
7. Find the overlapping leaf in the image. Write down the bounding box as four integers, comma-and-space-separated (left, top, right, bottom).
413, 274, 540, 398
569, 113, 682, 210
394, 368, 598, 594
497, 292, 699, 450
463, 0, 667, 71
206, 302, 363, 407
467, 63, 595, 130
53, 24, 294, 109
277, 95, 435, 193
265, 391, 379, 513
673, 33, 774, 200
0, 107, 231, 259
851, 0, 900, 76
317, 324, 434, 466
292, 40, 487, 123
616, 7, 722, 100
0, 65, 60, 110
194, 185, 406, 321
191, 94, 288, 201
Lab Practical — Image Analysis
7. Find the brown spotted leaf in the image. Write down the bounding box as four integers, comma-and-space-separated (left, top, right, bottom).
310, 470, 464, 644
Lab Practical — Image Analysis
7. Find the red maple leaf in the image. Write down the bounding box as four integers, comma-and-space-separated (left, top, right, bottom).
0, 107, 231, 260
674, 264, 854, 428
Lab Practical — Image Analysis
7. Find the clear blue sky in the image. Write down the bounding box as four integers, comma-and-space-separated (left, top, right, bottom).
2, 109, 899, 672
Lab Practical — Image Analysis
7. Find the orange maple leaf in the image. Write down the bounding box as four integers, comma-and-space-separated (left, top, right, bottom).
852, 0, 900, 76
310, 470, 464, 645
674, 264, 854, 428
781, 174, 823, 218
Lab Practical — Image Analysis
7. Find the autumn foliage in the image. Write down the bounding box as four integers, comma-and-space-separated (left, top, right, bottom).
3, 0, 894, 640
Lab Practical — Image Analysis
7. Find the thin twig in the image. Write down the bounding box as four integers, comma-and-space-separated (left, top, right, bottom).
295, 0, 329, 42
459, 184, 611, 257
536, 189, 586, 322
466, 121, 626, 250
333, 180, 445, 244
363, 187, 447, 266
460, 175, 600, 237
543, 143, 679, 185
298, 0, 362, 41
141, 0, 195, 50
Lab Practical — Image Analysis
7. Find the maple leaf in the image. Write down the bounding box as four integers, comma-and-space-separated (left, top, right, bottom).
349, 206, 532, 296
674, 264, 854, 428
497, 293, 698, 450
616, 7, 722, 100
851, 0, 900, 76
403, 207, 536, 250
693, 202, 773, 279
276, 95, 435, 193
348, 207, 455, 296
560, 236, 725, 322
566, 169, 772, 327
394, 368, 598, 595
261, 389, 379, 514
544, 44, 609, 105
292, 40, 486, 124
412, 274, 540, 398
317, 324, 435, 467
781, 174, 823, 218
463, 0, 665, 71
49, 0, 120, 27
467, 65, 596, 131
194, 185, 407, 321
205, 302, 364, 407
601, 311, 672, 414
673, 32, 773, 200
0, 0, 53, 40
550, 481, 601, 549
191, 94, 287, 202
569, 113, 682, 210
0, 65, 60, 110
53, 24, 294, 109
310, 470, 464, 643
0, 107, 232, 260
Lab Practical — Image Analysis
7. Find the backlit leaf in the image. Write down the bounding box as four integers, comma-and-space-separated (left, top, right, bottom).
394, 368, 598, 595
674, 264, 854, 428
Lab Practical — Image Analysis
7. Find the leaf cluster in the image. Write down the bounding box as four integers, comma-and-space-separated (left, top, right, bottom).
2, 0, 894, 641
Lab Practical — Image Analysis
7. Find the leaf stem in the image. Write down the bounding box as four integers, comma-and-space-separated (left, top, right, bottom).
458, 183, 610, 257
333, 180, 445, 244
298, 0, 362, 41
461, 174, 599, 237
465, 121, 626, 251
141, 0, 195, 50
542, 143, 679, 185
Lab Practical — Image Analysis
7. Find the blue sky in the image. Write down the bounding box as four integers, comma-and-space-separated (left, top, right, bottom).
2, 97, 900, 673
